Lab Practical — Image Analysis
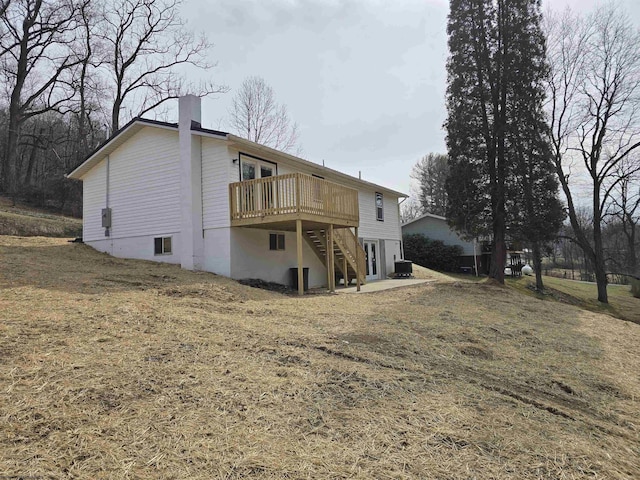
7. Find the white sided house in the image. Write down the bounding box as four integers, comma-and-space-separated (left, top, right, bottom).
68, 96, 407, 294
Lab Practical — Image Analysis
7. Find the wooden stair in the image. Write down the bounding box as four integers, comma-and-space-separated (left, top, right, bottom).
303, 228, 366, 286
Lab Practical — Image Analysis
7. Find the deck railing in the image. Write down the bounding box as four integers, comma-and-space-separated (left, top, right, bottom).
229, 173, 359, 225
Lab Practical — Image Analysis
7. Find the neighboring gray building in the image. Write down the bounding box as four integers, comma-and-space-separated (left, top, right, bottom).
402, 213, 480, 270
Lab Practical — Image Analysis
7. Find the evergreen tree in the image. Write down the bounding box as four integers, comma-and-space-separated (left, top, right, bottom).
445, 0, 555, 283
509, 120, 565, 291
506, 3, 565, 291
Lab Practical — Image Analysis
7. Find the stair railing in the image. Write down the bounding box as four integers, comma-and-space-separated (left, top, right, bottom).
333, 228, 366, 282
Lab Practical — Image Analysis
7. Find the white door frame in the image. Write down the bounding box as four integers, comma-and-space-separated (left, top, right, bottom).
240, 156, 276, 212
363, 239, 380, 282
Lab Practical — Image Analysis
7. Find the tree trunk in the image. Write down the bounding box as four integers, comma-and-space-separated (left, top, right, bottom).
111, 96, 122, 134
592, 174, 608, 303
624, 218, 637, 276
3, 0, 37, 202
4, 113, 20, 204
593, 248, 609, 303
490, 217, 506, 283
532, 241, 544, 291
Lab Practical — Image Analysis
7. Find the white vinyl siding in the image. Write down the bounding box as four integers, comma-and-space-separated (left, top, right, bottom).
107, 127, 180, 238
229, 148, 242, 183
358, 189, 401, 241
82, 159, 107, 241
202, 138, 235, 229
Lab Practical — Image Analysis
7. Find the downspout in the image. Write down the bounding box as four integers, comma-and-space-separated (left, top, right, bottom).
398, 197, 407, 259
200, 136, 204, 239
106, 154, 110, 237
106, 154, 113, 254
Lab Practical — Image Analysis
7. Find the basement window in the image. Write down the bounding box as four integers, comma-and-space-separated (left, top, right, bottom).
269, 233, 285, 251
154, 236, 172, 255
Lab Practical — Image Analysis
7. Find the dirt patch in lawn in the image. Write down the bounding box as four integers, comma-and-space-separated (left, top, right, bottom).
1, 236, 639, 479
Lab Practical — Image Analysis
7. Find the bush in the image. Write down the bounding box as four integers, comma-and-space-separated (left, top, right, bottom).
631, 278, 640, 299
403, 233, 463, 272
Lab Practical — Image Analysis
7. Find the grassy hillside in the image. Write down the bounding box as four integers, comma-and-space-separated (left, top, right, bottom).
0, 197, 82, 237
507, 274, 640, 324
1, 236, 639, 479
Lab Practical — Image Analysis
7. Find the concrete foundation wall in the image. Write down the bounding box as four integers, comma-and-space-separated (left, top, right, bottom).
85, 233, 181, 265
230, 227, 327, 288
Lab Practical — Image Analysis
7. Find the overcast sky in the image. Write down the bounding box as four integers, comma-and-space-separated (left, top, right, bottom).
178, 0, 640, 197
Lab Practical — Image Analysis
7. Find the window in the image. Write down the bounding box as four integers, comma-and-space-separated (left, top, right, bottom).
240, 153, 276, 180
375, 192, 384, 221
154, 236, 172, 255
269, 233, 285, 251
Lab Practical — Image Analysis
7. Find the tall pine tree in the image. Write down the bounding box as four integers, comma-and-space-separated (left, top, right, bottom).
506, 2, 565, 291
445, 0, 560, 283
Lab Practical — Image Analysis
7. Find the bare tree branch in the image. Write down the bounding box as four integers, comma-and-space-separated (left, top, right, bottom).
98, 0, 227, 132
228, 76, 301, 154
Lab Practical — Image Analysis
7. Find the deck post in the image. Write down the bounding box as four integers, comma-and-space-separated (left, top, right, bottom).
355, 226, 361, 292
343, 255, 348, 288
328, 224, 335, 292
326, 228, 332, 292
296, 219, 304, 296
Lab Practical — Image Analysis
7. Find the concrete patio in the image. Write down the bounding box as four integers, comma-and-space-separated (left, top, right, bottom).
335, 278, 434, 294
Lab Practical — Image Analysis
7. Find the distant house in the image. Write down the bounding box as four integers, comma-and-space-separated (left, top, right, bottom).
67, 95, 407, 294
401, 213, 481, 271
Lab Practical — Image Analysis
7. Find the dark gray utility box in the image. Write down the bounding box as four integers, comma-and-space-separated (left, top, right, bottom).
289, 267, 309, 291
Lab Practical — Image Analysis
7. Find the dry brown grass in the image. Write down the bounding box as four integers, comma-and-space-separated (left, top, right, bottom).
1, 236, 639, 479
0, 197, 82, 237
507, 275, 640, 325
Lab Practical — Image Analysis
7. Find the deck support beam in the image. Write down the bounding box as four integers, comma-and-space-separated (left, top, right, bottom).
326, 228, 332, 292
343, 255, 348, 288
355, 226, 361, 292
296, 219, 304, 296
327, 224, 335, 292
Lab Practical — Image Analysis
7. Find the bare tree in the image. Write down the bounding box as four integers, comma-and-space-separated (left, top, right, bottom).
400, 197, 422, 223
71, 0, 101, 163
228, 76, 300, 153
99, 0, 226, 132
545, 5, 640, 303
0, 1, 9, 21
0, 0, 88, 200
606, 157, 640, 275
411, 153, 449, 217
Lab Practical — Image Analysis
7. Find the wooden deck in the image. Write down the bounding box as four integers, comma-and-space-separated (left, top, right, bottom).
229, 173, 363, 295
229, 173, 359, 229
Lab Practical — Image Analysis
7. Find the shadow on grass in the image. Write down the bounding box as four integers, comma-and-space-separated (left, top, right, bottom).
506, 276, 640, 325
